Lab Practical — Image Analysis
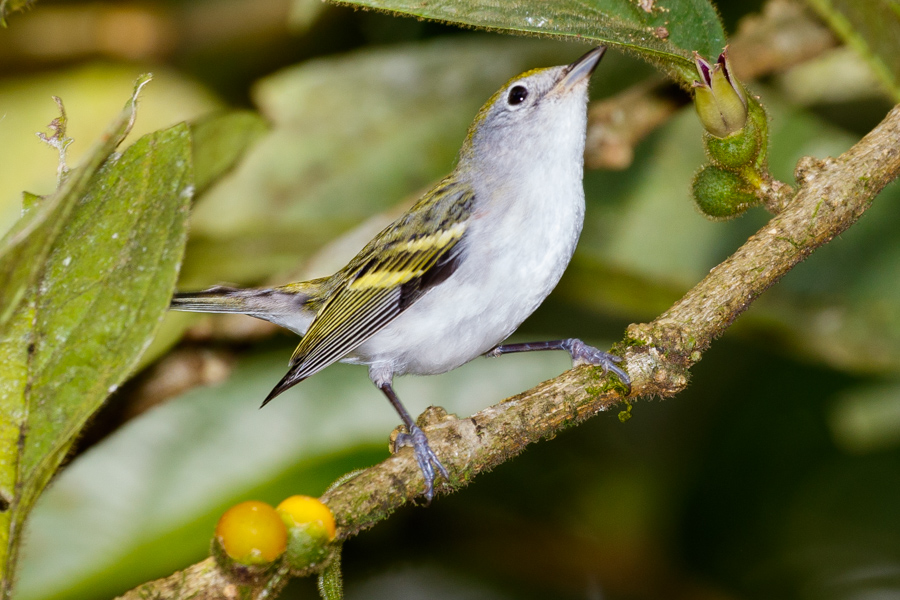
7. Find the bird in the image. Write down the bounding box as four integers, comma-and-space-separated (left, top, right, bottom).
171, 46, 629, 502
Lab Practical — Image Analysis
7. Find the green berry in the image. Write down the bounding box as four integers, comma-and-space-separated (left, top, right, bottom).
745, 95, 770, 167
692, 165, 759, 220
703, 119, 760, 169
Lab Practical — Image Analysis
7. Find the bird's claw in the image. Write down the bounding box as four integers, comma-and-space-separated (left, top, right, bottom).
395, 425, 449, 504
566, 339, 631, 392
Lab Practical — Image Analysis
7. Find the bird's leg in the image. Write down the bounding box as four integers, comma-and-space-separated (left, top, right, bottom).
377, 381, 449, 503
486, 338, 631, 390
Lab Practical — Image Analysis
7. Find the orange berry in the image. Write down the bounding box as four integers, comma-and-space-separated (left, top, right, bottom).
276, 495, 336, 540
215, 500, 287, 564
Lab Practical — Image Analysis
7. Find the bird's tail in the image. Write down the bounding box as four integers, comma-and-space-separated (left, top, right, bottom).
170, 279, 329, 336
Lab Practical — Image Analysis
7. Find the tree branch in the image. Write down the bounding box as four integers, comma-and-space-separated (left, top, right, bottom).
327, 104, 900, 530
635, 105, 900, 354
117, 102, 900, 600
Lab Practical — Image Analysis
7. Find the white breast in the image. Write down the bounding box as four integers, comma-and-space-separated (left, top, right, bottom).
350, 159, 585, 377
349, 78, 590, 379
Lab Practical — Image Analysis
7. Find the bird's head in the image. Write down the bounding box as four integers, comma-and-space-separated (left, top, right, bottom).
458, 46, 606, 177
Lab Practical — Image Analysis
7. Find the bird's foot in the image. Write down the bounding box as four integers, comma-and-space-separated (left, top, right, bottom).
394, 425, 449, 504
564, 338, 631, 391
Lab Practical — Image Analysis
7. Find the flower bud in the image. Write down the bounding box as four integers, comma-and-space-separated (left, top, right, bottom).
691, 165, 759, 220
693, 48, 748, 138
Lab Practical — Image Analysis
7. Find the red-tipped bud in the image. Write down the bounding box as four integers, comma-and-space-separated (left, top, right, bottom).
693, 48, 748, 138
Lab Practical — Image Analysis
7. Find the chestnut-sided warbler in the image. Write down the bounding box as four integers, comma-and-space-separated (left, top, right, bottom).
172, 46, 629, 502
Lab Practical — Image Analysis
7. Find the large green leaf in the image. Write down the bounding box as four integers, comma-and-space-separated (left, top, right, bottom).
132, 110, 271, 373
329, 0, 726, 83
805, 0, 900, 101
0, 79, 192, 593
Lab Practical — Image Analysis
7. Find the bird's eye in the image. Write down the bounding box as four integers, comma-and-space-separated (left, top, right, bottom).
507, 85, 528, 106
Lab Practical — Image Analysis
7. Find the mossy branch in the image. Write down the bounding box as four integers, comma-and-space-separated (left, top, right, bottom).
115, 101, 900, 600
329, 108, 900, 533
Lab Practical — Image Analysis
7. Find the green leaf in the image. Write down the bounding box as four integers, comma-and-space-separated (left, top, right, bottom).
128, 111, 270, 374
804, 0, 900, 101
20, 193, 42, 218
190, 111, 269, 197
0, 77, 192, 593
328, 0, 726, 83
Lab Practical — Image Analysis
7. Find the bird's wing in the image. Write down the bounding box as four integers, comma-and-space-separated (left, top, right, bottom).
262, 179, 475, 404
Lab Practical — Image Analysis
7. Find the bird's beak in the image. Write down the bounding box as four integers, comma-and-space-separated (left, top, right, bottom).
556, 46, 606, 93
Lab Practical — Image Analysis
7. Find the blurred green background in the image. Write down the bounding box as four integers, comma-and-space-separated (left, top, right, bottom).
3, 0, 900, 598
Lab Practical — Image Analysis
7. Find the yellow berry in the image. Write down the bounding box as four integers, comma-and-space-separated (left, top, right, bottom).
215, 500, 287, 564
277, 495, 336, 540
